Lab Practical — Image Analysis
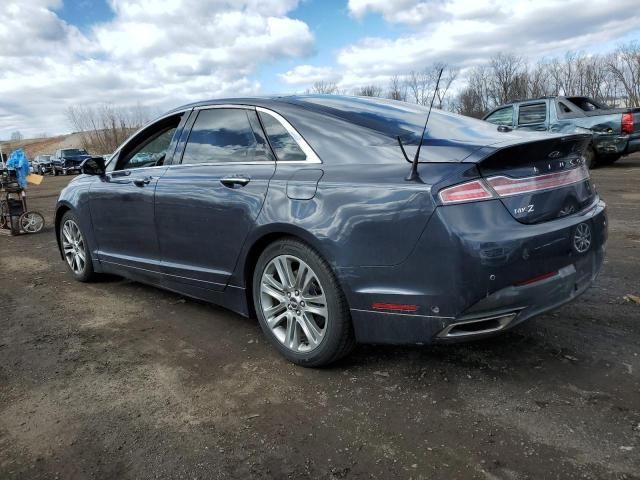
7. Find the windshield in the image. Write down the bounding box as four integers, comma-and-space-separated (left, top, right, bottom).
62, 149, 88, 157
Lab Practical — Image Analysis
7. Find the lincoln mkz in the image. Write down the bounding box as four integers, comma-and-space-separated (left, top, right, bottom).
55, 96, 607, 366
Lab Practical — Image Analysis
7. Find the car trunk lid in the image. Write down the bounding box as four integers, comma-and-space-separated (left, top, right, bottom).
476, 134, 596, 224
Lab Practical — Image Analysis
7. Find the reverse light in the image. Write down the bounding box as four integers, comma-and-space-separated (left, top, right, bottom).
438, 180, 494, 204
486, 166, 589, 197
622, 112, 634, 135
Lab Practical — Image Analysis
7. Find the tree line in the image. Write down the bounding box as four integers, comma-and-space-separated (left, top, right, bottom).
309, 42, 640, 118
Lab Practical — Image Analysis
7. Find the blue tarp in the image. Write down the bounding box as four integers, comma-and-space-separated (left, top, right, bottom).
7, 148, 29, 189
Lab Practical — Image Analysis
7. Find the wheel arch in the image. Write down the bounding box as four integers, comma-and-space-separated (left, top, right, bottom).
237, 224, 335, 319
54, 202, 73, 259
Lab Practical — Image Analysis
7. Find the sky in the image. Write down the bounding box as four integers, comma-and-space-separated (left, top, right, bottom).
1, 0, 639, 139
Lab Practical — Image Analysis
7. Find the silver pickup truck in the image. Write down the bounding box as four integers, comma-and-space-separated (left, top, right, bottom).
484, 96, 640, 168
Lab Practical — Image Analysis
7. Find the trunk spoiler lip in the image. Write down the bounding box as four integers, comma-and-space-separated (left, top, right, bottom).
460, 132, 592, 164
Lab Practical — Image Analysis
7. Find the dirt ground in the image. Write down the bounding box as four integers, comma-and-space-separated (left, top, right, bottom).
1, 157, 639, 480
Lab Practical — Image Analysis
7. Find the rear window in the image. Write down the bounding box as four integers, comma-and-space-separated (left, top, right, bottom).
567, 97, 605, 111
518, 103, 546, 125
62, 149, 88, 156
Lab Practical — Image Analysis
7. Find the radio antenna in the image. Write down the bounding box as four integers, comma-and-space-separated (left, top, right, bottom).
402, 67, 443, 181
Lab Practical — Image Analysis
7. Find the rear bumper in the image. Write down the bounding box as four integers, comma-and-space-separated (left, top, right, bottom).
594, 133, 640, 156
343, 199, 607, 345
625, 134, 640, 155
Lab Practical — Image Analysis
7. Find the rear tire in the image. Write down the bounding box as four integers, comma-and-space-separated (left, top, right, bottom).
598, 154, 621, 166
252, 238, 355, 367
584, 146, 596, 169
59, 211, 96, 282
53, 168, 58, 176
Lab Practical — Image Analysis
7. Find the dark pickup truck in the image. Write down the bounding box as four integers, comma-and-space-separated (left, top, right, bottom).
52, 148, 92, 176
483, 96, 640, 167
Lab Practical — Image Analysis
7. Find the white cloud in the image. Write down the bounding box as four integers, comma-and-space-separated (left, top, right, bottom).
333, 0, 640, 90
0, 0, 313, 138
279, 65, 339, 85
348, 0, 438, 25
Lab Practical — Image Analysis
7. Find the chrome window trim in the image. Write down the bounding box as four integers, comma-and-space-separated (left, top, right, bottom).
194, 104, 254, 111
256, 106, 322, 164
110, 103, 322, 170
165, 161, 276, 169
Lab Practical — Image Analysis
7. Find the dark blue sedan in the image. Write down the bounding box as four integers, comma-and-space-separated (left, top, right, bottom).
55, 96, 607, 366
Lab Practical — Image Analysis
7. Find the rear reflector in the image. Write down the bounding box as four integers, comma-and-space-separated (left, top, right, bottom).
438, 180, 493, 204
486, 166, 589, 197
371, 303, 418, 312
622, 112, 634, 135
514, 271, 558, 286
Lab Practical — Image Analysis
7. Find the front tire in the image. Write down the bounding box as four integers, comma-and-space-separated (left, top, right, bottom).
59, 211, 96, 282
253, 239, 355, 367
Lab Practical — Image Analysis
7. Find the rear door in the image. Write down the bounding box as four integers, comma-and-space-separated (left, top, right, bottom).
155, 106, 276, 291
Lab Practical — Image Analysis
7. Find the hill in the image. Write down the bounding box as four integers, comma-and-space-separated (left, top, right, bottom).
0, 132, 88, 159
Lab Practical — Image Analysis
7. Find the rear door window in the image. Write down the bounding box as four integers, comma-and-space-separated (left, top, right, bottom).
485, 106, 514, 126
518, 102, 547, 126
182, 108, 269, 164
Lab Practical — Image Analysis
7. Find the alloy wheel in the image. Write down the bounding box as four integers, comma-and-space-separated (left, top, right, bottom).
19, 212, 44, 233
260, 254, 328, 353
62, 219, 87, 274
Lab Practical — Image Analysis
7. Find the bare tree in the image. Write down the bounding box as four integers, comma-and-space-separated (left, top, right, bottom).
10, 131, 23, 141
406, 70, 430, 105
354, 84, 383, 97
608, 42, 640, 107
489, 53, 527, 104
386, 75, 407, 101
434, 63, 459, 109
309, 80, 339, 94
67, 103, 152, 153
455, 65, 492, 117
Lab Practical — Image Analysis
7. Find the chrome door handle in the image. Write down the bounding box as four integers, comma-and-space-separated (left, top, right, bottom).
220, 176, 251, 187
133, 176, 153, 187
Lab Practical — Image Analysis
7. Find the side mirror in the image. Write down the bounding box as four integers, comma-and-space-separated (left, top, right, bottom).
81, 157, 106, 176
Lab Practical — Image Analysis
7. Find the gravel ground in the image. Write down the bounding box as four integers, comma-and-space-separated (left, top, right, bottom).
1, 156, 639, 479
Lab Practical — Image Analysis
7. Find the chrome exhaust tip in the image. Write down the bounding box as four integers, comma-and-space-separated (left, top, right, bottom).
437, 312, 518, 339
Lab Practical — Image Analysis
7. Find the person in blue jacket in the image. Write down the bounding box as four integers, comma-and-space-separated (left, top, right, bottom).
6, 148, 30, 189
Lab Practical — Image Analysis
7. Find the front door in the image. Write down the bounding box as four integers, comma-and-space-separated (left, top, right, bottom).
155, 107, 276, 290
89, 112, 187, 273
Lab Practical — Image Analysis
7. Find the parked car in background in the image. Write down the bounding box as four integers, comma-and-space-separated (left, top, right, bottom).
55, 96, 607, 366
32, 154, 53, 175
52, 148, 91, 176
483, 96, 640, 168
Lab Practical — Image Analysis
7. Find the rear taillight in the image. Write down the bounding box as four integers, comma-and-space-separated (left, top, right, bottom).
486, 166, 589, 197
438, 180, 494, 204
438, 166, 589, 204
622, 113, 634, 135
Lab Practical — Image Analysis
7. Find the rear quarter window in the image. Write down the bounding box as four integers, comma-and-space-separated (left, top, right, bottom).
258, 112, 306, 162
